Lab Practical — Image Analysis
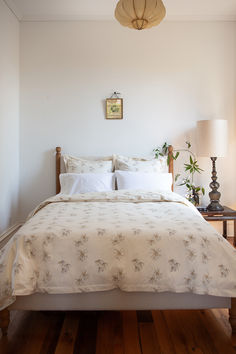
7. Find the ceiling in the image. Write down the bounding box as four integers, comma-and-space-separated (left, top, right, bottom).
4, 0, 236, 22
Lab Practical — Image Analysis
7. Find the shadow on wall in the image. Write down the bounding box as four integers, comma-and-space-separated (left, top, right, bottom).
0, 195, 19, 235
19, 149, 56, 221
102, 99, 106, 118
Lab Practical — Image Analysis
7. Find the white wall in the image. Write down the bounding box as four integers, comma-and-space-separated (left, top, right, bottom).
20, 21, 236, 219
0, 0, 19, 233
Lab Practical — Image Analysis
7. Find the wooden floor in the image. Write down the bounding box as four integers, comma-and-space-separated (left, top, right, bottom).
0, 308, 236, 354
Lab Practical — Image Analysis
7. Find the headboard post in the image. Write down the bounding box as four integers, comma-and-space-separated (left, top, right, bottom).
56, 147, 61, 194
168, 145, 174, 191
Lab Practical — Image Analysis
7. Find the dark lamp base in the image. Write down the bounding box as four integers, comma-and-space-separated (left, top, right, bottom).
207, 157, 224, 212
207, 201, 224, 212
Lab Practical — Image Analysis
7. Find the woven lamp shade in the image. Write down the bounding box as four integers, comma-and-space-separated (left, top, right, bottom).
115, 0, 166, 30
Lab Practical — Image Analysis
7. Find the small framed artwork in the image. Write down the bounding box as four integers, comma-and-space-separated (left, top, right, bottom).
106, 98, 123, 119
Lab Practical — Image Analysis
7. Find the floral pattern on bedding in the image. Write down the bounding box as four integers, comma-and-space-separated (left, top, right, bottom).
113, 155, 167, 172
0, 190, 236, 310
63, 155, 113, 173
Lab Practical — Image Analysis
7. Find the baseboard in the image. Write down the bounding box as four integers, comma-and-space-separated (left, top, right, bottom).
0, 223, 22, 249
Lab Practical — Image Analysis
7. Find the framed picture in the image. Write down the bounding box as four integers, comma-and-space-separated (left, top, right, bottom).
106, 98, 123, 119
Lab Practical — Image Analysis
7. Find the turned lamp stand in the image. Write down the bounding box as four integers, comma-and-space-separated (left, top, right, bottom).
207, 157, 224, 212
197, 119, 228, 212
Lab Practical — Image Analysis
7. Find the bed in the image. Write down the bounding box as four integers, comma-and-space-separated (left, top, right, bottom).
0, 146, 235, 335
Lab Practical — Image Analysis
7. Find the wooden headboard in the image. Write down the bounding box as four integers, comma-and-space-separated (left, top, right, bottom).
55, 146, 174, 194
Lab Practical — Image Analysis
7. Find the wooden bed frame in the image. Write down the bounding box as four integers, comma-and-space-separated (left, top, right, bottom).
0, 146, 235, 336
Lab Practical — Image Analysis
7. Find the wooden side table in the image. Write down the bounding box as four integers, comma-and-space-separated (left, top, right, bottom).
198, 206, 236, 246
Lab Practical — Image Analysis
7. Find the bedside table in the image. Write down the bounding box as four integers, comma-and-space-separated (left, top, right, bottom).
197, 206, 236, 246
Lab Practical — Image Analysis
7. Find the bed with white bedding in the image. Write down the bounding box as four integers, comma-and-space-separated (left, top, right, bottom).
0, 146, 235, 335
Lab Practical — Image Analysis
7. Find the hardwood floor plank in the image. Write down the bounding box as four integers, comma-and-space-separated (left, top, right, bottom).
122, 311, 141, 354
96, 311, 114, 354
137, 310, 153, 323
190, 310, 225, 354
112, 312, 124, 354
96, 311, 124, 354
39, 312, 65, 354
74, 311, 97, 354
139, 322, 161, 354
152, 310, 176, 354
171, 310, 209, 354
213, 308, 233, 337
54, 312, 79, 354
19, 311, 54, 354
163, 310, 190, 354
0, 310, 27, 354
1, 309, 236, 354
0, 311, 39, 354
199, 309, 236, 354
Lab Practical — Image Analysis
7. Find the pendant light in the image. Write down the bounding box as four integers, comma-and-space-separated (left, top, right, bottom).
115, 0, 166, 30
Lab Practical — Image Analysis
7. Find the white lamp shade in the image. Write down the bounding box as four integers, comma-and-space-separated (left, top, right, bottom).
197, 120, 228, 157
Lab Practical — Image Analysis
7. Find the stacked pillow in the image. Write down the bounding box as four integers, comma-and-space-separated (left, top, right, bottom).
63, 155, 113, 173
60, 172, 115, 194
59, 154, 172, 195
113, 154, 167, 173
115, 170, 172, 192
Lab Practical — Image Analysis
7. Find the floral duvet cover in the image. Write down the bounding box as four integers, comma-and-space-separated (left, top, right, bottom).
0, 190, 236, 310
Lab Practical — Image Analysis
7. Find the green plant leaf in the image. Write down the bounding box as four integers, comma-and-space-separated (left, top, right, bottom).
175, 174, 180, 182
174, 152, 179, 160
153, 142, 172, 159
167, 155, 170, 166
186, 141, 191, 149
184, 164, 191, 171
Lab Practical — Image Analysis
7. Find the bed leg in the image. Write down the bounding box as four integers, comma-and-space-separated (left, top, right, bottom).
229, 298, 236, 334
0, 309, 10, 336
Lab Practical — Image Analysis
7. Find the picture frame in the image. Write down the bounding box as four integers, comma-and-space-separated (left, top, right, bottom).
106, 98, 123, 120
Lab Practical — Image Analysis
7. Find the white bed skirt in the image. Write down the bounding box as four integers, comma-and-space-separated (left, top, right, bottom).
9, 290, 231, 311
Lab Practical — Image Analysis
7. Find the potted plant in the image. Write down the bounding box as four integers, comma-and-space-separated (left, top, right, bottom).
153, 142, 205, 206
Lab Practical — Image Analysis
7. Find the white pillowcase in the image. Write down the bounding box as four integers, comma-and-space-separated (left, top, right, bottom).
113, 154, 167, 173
115, 171, 173, 192
63, 155, 113, 173
60, 173, 115, 194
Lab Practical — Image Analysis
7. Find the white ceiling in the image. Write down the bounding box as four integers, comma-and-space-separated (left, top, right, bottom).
4, 0, 236, 22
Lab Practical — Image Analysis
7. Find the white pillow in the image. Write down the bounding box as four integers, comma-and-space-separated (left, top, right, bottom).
113, 155, 167, 173
115, 171, 173, 192
60, 173, 115, 194
63, 155, 113, 173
